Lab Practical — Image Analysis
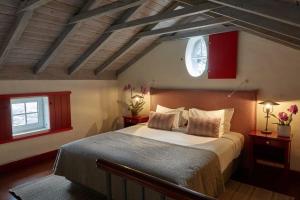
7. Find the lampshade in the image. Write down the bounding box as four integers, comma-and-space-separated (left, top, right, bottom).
259, 100, 279, 134
259, 100, 279, 106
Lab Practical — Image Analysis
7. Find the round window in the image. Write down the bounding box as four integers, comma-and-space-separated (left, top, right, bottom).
185, 36, 208, 77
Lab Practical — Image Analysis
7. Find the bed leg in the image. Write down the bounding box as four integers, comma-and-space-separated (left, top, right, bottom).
106, 172, 112, 200
123, 178, 127, 200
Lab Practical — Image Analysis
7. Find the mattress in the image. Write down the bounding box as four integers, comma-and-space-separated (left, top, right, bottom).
119, 124, 244, 172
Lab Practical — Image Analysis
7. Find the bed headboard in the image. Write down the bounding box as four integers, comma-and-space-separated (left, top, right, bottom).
150, 88, 257, 134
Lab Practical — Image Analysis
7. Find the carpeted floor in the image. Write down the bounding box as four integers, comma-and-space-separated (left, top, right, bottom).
10, 175, 294, 200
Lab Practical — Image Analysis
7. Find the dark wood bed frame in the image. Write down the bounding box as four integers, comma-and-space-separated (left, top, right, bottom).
96, 158, 215, 200
97, 88, 258, 200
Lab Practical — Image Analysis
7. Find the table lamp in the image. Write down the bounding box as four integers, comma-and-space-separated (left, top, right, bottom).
259, 100, 279, 134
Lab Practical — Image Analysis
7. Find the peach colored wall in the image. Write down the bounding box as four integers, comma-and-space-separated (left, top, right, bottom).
118, 31, 300, 171
0, 80, 120, 165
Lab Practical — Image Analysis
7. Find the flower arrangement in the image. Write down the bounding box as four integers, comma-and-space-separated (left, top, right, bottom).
271, 104, 298, 126
123, 84, 149, 116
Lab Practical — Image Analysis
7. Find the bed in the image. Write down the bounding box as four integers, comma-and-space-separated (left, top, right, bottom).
54, 88, 257, 200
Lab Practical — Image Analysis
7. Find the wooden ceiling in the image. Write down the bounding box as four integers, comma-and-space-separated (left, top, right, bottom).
0, 0, 299, 80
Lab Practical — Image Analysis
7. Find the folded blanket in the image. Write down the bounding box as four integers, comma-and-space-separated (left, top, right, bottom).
54, 132, 224, 197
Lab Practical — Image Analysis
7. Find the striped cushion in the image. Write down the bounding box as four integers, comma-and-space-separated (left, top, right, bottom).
148, 111, 176, 131
187, 117, 221, 138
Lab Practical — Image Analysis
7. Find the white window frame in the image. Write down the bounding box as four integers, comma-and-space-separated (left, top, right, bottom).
11, 96, 50, 136
185, 36, 208, 77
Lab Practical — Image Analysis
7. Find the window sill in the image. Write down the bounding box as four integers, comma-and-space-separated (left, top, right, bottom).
0, 127, 73, 145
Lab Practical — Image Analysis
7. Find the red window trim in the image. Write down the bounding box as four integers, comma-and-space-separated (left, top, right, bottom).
0, 91, 71, 98
0, 127, 73, 145
0, 91, 72, 145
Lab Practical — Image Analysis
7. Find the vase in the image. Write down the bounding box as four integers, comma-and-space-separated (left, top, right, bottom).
277, 125, 291, 137
131, 110, 138, 117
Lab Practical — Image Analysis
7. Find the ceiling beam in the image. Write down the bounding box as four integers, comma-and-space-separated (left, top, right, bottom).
207, 0, 300, 28
211, 7, 300, 41
204, 11, 300, 50
116, 40, 161, 76
136, 17, 231, 38
19, 0, 52, 12
174, 0, 197, 6
0, 1, 33, 67
159, 25, 238, 41
94, 3, 179, 75
107, 2, 221, 32
67, 6, 140, 75
173, 0, 199, 6
69, 0, 145, 24
33, 0, 96, 74
177, 0, 300, 40
233, 21, 300, 50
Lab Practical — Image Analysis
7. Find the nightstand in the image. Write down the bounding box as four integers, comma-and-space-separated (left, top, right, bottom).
248, 131, 291, 173
123, 115, 149, 128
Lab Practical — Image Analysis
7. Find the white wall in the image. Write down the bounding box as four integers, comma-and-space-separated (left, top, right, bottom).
0, 80, 120, 165
118, 31, 300, 171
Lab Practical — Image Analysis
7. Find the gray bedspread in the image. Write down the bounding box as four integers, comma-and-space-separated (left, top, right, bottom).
54, 132, 224, 198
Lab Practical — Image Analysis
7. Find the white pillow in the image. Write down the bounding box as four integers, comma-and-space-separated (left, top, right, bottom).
156, 105, 184, 128
188, 108, 234, 137
224, 108, 234, 133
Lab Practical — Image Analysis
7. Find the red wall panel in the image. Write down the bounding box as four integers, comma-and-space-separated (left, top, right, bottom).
0, 97, 12, 141
208, 31, 238, 79
49, 92, 71, 131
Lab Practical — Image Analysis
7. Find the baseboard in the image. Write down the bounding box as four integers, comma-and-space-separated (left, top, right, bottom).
0, 150, 58, 174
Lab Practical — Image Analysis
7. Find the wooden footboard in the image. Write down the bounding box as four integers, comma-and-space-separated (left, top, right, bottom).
96, 158, 216, 200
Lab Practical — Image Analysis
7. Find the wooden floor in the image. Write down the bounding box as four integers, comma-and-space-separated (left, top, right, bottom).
0, 159, 300, 200
233, 165, 300, 200
0, 159, 54, 200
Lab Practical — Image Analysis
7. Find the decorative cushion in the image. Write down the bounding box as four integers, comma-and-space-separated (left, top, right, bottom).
187, 117, 221, 138
156, 105, 184, 128
181, 110, 189, 126
148, 111, 176, 131
188, 108, 234, 136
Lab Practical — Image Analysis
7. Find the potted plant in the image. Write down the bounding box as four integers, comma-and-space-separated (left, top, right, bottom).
123, 84, 148, 117
271, 104, 298, 137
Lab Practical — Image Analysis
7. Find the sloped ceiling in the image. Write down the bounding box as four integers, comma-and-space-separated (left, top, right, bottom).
0, 0, 299, 80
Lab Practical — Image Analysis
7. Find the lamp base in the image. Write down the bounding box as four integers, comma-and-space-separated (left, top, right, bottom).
261, 130, 272, 134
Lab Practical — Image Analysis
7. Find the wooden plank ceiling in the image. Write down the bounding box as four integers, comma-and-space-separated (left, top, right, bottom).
0, 0, 299, 80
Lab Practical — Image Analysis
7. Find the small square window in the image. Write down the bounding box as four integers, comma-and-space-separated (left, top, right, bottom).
11, 97, 50, 136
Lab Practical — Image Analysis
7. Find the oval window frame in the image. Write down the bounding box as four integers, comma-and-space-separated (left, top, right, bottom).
185, 36, 208, 77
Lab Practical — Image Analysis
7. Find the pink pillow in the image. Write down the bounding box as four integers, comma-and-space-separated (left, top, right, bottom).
148, 111, 176, 131
187, 117, 221, 138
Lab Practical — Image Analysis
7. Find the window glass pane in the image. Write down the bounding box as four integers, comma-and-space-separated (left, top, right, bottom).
13, 115, 26, 126
185, 36, 207, 77
26, 102, 38, 113
12, 103, 25, 115
11, 96, 50, 135
26, 113, 39, 124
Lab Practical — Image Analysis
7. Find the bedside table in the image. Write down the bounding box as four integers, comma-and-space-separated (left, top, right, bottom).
123, 115, 149, 128
248, 131, 291, 173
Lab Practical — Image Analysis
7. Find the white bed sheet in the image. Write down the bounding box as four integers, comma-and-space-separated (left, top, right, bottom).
119, 124, 244, 172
